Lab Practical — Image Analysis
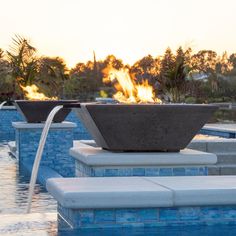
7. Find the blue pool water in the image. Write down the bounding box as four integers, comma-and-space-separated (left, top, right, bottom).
1, 142, 236, 235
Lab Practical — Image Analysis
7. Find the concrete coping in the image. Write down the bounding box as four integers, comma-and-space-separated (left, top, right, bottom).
46, 175, 236, 209
12, 121, 77, 129
70, 142, 217, 166
203, 124, 236, 133
0, 106, 16, 110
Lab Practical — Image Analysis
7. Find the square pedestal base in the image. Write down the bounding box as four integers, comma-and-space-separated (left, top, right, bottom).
70, 141, 217, 177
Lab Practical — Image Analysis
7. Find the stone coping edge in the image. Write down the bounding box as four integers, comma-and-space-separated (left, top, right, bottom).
0, 106, 16, 110
46, 176, 236, 209
12, 121, 77, 129
69, 142, 217, 166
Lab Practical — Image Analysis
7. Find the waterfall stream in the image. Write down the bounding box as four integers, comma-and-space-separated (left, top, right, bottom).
26, 105, 63, 213
0, 101, 7, 109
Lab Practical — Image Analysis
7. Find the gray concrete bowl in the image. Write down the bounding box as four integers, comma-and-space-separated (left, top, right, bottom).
74, 103, 218, 152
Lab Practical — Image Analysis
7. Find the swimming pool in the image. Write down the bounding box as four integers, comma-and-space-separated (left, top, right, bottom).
1, 142, 236, 235
0, 142, 57, 235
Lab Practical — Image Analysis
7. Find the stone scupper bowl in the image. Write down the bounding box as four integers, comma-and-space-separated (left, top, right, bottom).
14, 100, 78, 123
72, 103, 218, 152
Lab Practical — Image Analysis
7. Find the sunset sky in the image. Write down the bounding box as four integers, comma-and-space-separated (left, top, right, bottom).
1, 0, 236, 67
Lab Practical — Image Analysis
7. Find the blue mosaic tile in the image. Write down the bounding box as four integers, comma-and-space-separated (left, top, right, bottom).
185, 167, 199, 176
66, 111, 91, 140
118, 168, 133, 176
136, 209, 158, 222
159, 168, 173, 176
145, 168, 159, 176
133, 168, 145, 176
0, 109, 23, 141
58, 205, 236, 230
221, 206, 236, 219
0, 109, 92, 142
159, 208, 179, 221
16, 126, 75, 177
94, 168, 105, 177
173, 168, 185, 176
200, 207, 221, 220
105, 169, 119, 177
178, 207, 200, 221
80, 210, 94, 225
94, 210, 115, 223
116, 209, 138, 223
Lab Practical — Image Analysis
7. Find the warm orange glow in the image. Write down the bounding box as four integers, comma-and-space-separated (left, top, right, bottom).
103, 66, 162, 104
20, 84, 57, 100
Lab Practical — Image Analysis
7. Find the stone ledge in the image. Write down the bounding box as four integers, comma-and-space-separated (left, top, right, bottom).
46, 176, 236, 209
203, 124, 236, 133
0, 106, 16, 110
12, 121, 77, 129
70, 142, 217, 166
47, 177, 172, 209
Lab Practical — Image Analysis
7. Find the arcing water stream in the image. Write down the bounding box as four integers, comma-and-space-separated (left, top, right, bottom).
26, 105, 63, 213
0, 101, 7, 109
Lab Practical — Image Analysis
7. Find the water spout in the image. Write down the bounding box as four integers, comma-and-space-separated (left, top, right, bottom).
26, 105, 63, 213
0, 101, 7, 109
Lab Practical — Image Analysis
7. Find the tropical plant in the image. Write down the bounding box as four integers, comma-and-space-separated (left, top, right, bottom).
159, 47, 191, 102
6, 35, 38, 87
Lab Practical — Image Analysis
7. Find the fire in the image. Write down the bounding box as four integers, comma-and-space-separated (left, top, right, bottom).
20, 84, 57, 100
103, 67, 162, 104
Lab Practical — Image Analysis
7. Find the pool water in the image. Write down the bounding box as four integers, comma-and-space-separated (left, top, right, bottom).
0, 142, 57, 235
1, 142, 236, 235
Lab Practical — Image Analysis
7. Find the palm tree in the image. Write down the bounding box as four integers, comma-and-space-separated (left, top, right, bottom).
7, 35, 38, 87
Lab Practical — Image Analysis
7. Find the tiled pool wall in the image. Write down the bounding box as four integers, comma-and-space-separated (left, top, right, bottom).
58, 204, 236, 229
15, 126, 75, 177
0, 108, 91, 141
0, 108, 23, 141
76, 161, 208, 177
66, 111, 91, 140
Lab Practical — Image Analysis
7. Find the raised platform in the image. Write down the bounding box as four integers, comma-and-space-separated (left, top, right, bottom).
13, 121, 77, 177
188, 136, 236, 175
70, 141, 217, 177
47, 176, 236, 229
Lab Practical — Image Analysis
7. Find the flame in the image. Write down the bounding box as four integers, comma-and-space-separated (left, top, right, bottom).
103, 67, 162, 104
20, 84, 57, 101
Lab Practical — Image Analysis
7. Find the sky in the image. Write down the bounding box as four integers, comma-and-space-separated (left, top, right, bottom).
1, 0, 236, 67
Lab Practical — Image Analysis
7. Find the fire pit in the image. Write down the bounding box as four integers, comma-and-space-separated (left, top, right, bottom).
71, 103, 217, 152
14, 100, 77, 123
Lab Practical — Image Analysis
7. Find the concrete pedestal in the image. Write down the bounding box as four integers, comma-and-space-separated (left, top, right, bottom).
70, 141, 217, 177
13, 121, 77, 177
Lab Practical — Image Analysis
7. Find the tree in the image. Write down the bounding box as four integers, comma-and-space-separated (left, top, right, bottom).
191, 50, 219, 91
158, 47, 191, 102
131, 55, 161, 86
7, 35, 38, 87
0, 55, 20, 101
36, 57, 69, 98
66, 59, 102, 100
103, 55, 124, 70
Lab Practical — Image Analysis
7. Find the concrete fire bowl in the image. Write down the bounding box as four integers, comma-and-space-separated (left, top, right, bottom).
73, 103, 218, 152
14, 100, 77, 123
